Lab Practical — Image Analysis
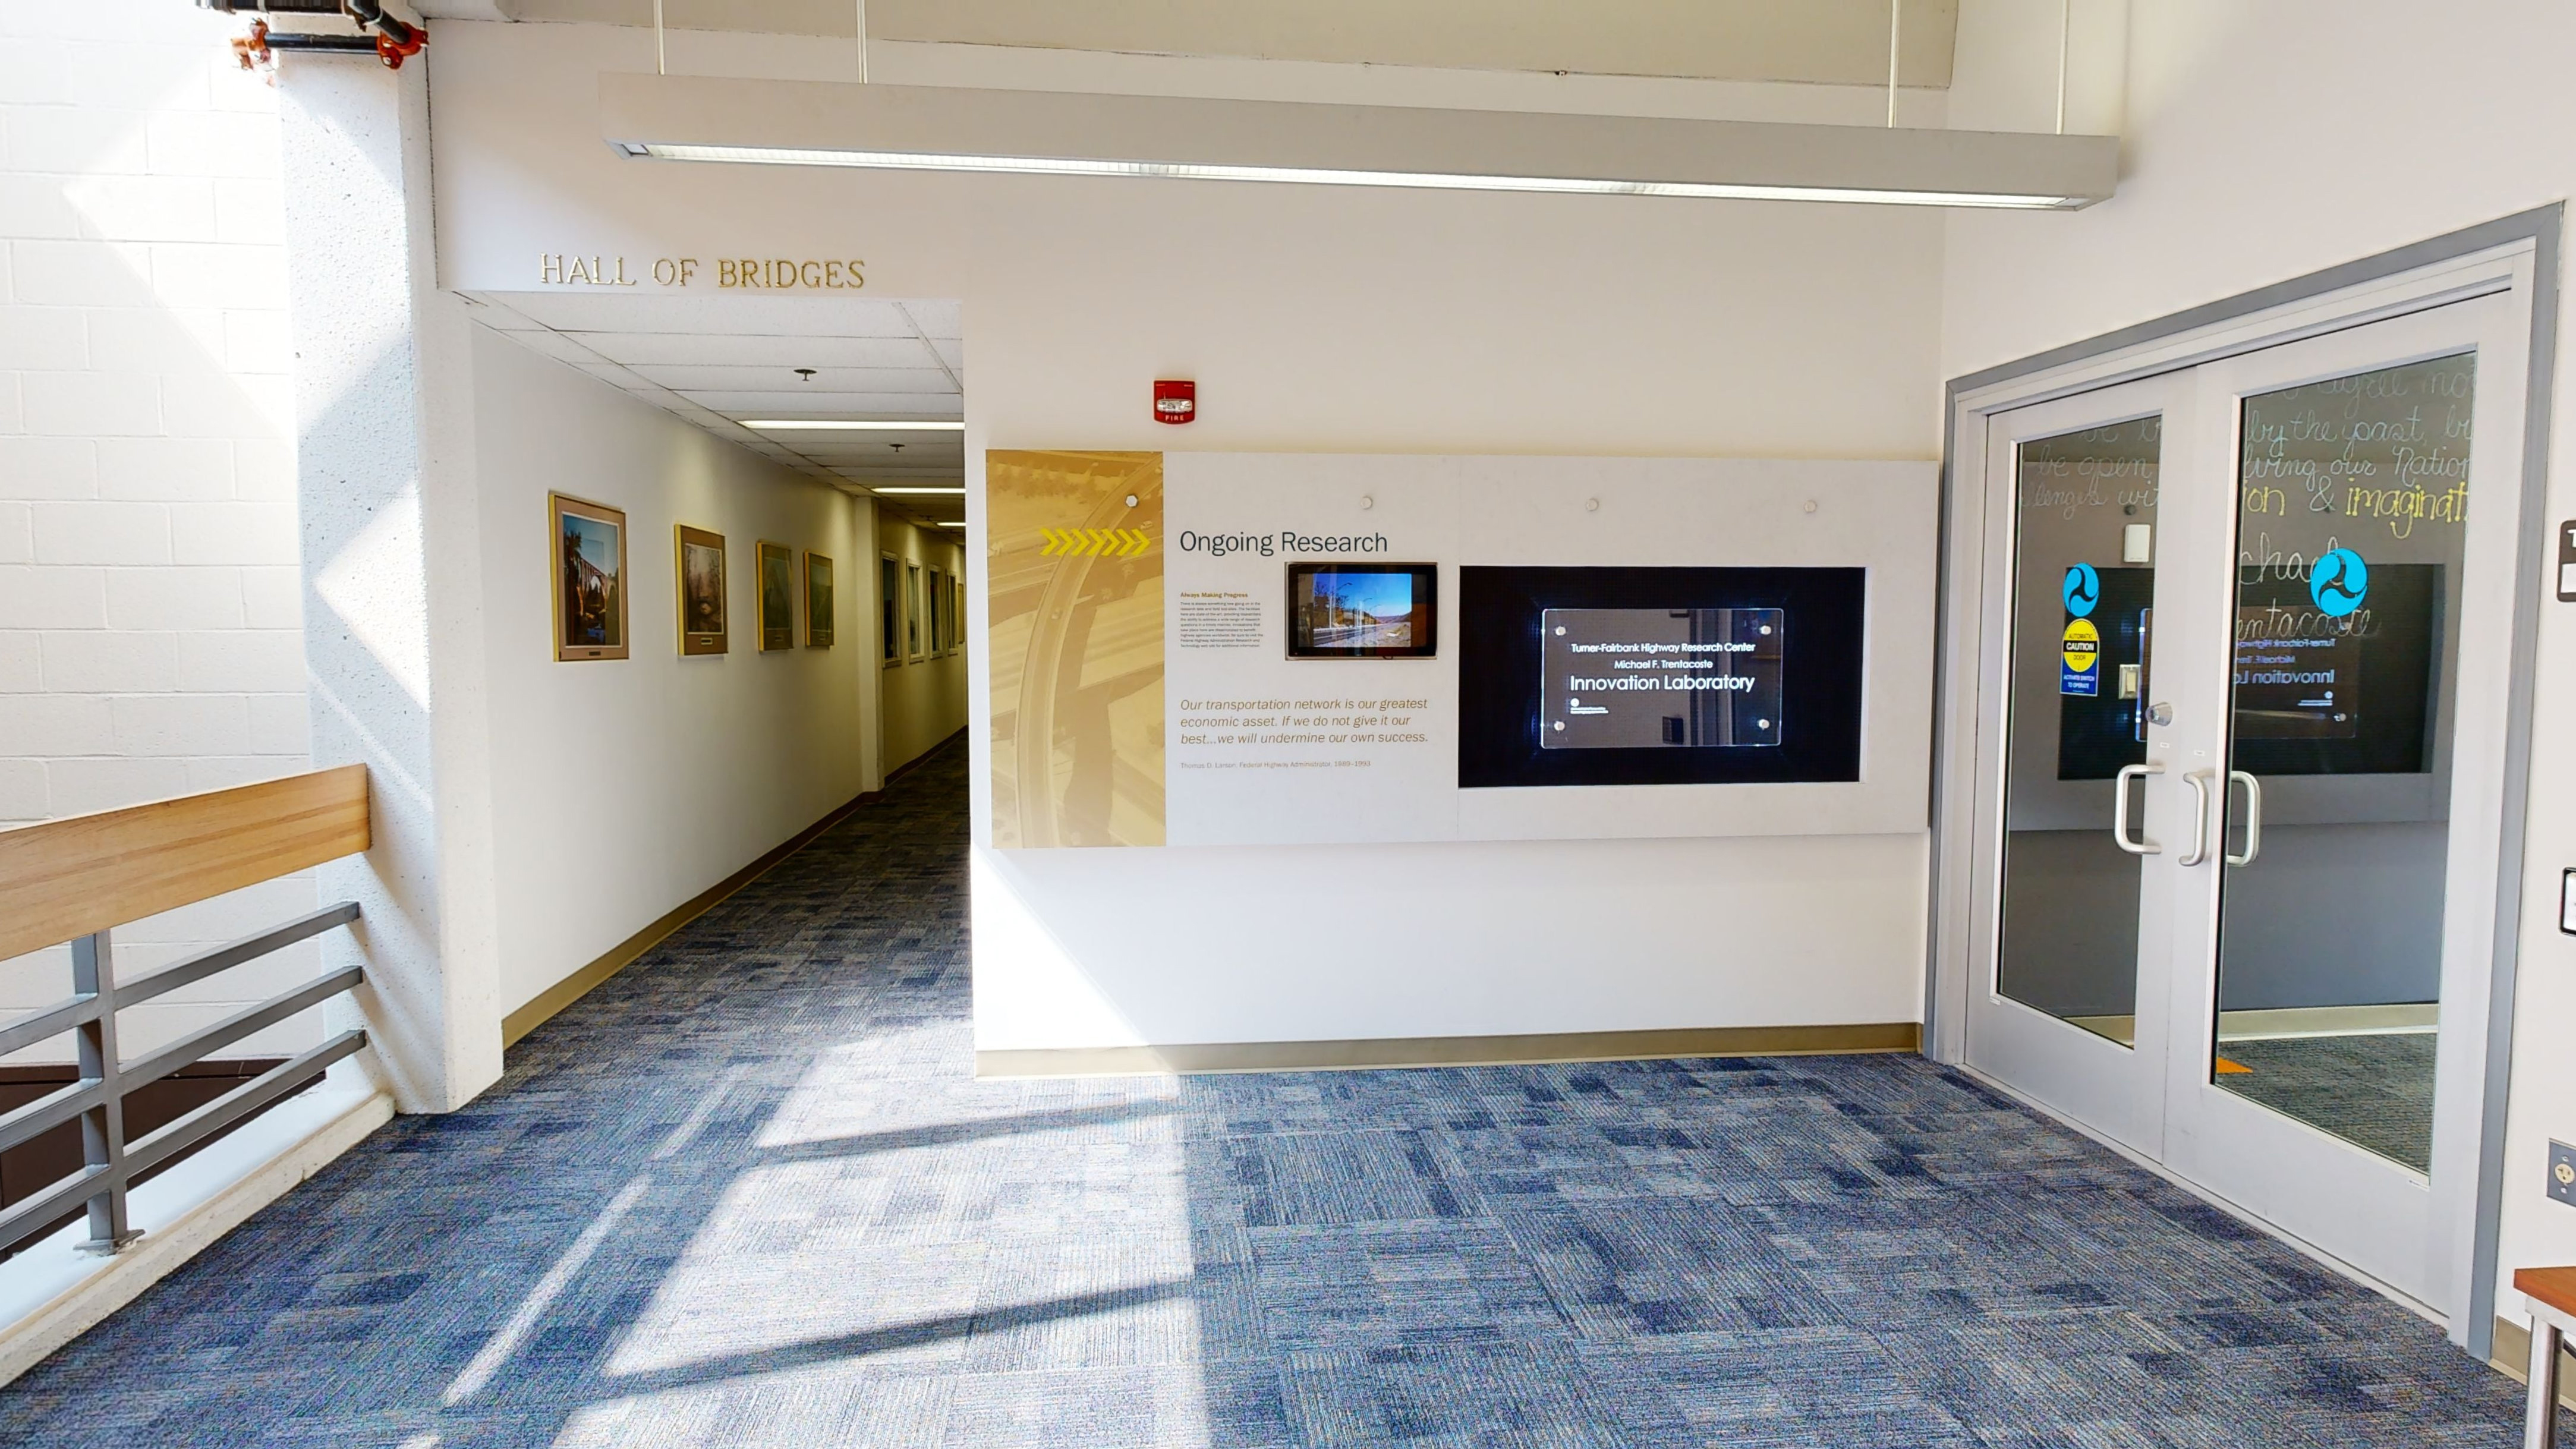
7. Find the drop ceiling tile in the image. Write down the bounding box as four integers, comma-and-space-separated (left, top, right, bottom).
778, 443, 966, 461
459, 294, 548, 330
897, 300, 963, 341
570, 333, 940, 368
635, 365, 959, 395
482, 323, 603, 366
685, 390, 967, 415
483, 291, 927, 339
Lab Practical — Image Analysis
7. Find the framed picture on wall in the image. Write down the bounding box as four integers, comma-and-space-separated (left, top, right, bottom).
928, 566, 946, 653
805, 550, 834, 647
549, 492, 628, 661
953, 573, 966, 654
880, 553, 900, 666
757, 540, 795, 651
675, 525, 726, 656
906, 559, 925, 660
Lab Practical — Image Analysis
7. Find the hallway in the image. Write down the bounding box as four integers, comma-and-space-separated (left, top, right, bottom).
0, 741, 2539, 1447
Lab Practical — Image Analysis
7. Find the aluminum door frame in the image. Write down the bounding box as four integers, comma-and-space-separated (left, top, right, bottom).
1929, 210, 2558, 1356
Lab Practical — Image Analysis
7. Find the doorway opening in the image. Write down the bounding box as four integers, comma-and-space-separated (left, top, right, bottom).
1933, 215, 2556, 1357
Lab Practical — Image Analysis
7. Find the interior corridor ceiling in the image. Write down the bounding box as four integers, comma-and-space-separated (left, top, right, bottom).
432, 0, 1963, 89
463, 291, 966, 531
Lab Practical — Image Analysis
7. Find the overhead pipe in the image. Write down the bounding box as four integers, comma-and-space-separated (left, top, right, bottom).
201, 0, 426, 70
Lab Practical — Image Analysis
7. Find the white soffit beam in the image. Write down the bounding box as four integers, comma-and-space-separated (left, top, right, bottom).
599, 74, 2117, 210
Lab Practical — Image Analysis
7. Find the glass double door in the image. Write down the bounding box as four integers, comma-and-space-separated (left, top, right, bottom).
1966, 295, 2527, 1315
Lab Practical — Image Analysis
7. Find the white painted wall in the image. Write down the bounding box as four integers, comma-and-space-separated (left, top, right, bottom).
424, 18, 1952, 1051
468, 328, 876, 1016
0, 2, 322, 1064
876, 511, 968, 773
1940, 0, 2576, 1334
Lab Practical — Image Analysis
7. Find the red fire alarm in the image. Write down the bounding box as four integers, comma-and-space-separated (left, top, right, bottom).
1153, 378, 1196, 425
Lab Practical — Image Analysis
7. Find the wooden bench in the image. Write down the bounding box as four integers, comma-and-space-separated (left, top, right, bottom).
2518, 1267, 2576, 1448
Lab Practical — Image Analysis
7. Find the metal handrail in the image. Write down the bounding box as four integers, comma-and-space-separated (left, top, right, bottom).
0, 906, 368, 1258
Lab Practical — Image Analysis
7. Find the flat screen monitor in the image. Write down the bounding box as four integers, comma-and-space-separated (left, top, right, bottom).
1285, 562, 1438, 659
1539, 607, 1784, 749
1459, 565, 1863, 789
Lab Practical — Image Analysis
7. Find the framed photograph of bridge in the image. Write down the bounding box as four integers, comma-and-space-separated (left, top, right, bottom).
549, 493, 628, 662
804, 550, 834, 647
676, 524, 726, 656
757, 540, 795, 651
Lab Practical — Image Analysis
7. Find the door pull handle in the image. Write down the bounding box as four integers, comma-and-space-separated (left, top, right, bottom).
2112, 761, 2164, 856
2226, 770, 2263, 867
2177, 769, 2215, 867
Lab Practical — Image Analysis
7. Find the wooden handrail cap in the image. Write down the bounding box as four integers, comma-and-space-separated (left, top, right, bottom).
2515, 1265, 2576, 1319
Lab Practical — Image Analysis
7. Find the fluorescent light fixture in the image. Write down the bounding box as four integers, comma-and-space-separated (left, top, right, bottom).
742, 419, 965, 431
936, 521, 966, 528
634, 141, 2076, 210
603, 77, 2118, 213
873, 486, 966, 494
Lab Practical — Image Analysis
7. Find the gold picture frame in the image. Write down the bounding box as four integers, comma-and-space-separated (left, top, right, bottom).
880, 552, 900, 667
905, 559, 925, 661
805, 550, 835, 647
676, 524, 727, 656
757, 540, 795, 651
549, 492, 628, 661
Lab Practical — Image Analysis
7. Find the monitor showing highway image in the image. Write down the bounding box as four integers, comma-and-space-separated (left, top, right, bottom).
1287, 563, 1437, 658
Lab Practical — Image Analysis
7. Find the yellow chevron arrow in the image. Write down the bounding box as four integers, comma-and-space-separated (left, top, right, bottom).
1088, 528, 1113, 555
1038, 527, 1065, 556
1121, 528, 1148, 557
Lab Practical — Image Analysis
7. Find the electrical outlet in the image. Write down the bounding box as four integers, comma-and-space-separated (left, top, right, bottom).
2551, 1141, 2576, 1206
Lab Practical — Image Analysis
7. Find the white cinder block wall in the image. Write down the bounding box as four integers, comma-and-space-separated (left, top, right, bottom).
0, 2, 322, 1064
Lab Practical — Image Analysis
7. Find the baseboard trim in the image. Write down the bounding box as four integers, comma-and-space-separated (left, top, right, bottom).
975, 1022, 1921, 1079
2490, 1314, 2576, 1409
0, 1077, 392, 1387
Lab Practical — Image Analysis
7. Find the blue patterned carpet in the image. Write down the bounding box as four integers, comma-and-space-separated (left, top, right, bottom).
0, 739, 2544, 1445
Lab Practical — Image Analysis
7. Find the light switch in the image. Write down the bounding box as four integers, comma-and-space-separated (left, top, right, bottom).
2122, 524, 2153, 565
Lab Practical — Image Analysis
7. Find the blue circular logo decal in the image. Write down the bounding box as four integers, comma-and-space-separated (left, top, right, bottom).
2061, 563, 2101, 619
2309, 548, 2369, 618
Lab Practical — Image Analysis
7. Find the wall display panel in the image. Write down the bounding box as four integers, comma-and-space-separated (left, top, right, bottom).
986, 451, 1166, 848
1459, 566, 1865, 788
1163, 454, 1460, 847
1136, 452, 1936, 848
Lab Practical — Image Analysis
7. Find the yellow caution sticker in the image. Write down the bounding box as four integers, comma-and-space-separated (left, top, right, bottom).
2060, 618, 2101, 697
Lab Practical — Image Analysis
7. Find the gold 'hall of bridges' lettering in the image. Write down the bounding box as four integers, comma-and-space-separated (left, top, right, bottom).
717, 258, 867, 291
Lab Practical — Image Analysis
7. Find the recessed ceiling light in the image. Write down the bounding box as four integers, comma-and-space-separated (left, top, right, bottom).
874, 486, 966, 494
741, 419, 965, 431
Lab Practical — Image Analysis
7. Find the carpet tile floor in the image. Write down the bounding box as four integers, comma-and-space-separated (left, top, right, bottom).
0, 739, 2549, 1446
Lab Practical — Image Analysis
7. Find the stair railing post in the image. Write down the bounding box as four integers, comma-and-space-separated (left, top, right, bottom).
70, 929, 138, 1253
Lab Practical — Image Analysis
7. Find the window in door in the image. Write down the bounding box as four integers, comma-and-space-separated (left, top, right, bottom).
2209, 352, 2473, 1174
1996, 417, 2162, 1045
